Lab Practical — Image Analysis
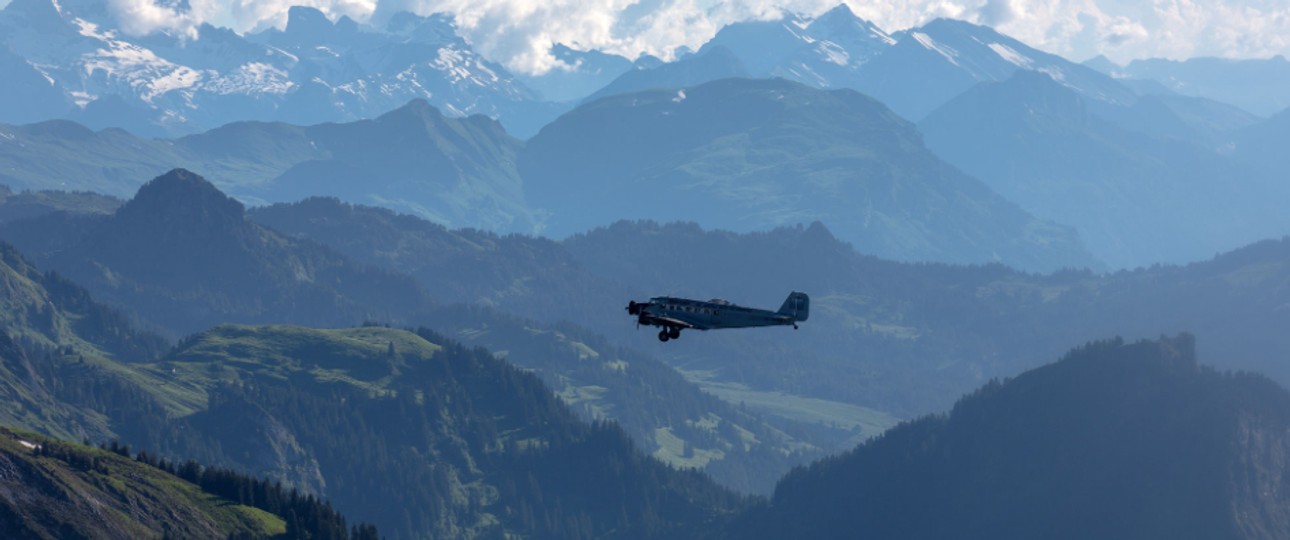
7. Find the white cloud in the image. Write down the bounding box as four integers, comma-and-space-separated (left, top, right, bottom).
94, 0, 1290, 72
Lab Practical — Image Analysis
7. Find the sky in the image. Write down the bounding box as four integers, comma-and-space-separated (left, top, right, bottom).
8, 0, 1290, 74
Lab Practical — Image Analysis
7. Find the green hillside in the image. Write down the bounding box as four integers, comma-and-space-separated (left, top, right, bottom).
0, 427, 285, 539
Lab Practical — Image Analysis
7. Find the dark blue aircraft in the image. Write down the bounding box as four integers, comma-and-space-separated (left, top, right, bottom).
625, 292, 809, 342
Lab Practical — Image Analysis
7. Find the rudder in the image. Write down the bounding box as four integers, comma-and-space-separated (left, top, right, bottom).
777, 292, 809, 322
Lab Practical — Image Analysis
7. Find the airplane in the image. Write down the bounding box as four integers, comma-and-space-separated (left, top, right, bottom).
625, 292, 809, 342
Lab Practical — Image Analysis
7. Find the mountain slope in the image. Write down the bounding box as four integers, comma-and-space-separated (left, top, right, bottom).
524, 77, 1099, 271
735, 335, 1290, 539
919, 69, 1285, 268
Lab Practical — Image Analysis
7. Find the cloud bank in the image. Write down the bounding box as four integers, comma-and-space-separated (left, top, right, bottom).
89, 0, 1290, 74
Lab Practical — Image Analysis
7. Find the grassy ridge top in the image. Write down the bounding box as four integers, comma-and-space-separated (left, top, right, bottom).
127, 325, 443, 417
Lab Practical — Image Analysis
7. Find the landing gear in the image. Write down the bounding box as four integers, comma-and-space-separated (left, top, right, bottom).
657, 327, 682, 342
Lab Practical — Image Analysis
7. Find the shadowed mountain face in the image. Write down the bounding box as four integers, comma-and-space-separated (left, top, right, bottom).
523, 77, 1099, 272
735, 335, 1290, 540
919, 70, 1287, 268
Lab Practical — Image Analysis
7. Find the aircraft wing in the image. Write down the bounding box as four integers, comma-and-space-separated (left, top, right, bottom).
647, 316, 705, 330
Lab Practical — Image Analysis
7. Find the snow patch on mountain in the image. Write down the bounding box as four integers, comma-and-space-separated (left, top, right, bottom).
206, 62, 293, 95
988, 43, 1031, 68
912, 32, 959, 66
816, 41, 849, 66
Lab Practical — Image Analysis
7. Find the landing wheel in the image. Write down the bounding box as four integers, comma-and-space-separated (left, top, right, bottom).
658, 329, 670, 342
668, 327, 681, 340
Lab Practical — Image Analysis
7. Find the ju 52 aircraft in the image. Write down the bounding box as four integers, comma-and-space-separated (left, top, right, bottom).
625, 292, 809, 342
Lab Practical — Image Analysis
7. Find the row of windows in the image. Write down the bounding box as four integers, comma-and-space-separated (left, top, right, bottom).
665, 304, 719, 316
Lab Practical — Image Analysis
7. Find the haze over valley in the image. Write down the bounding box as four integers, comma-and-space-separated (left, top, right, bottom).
4, 1, 1290, 538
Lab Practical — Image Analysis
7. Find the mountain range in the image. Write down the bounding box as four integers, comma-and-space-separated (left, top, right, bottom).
4, 0, 1289, 145
0, 170, 836, 494
8, 238, 1290, 539
0, 79, 1098, 271
3, 1, 1290, 270
0, 0, 584, 137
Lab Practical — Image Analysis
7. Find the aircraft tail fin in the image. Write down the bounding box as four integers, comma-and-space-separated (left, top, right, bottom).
777, 291, 809, 322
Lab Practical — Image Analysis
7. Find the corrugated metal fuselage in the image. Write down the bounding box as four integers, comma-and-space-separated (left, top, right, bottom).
626, 291, 808, 342
640, 297, 796, 330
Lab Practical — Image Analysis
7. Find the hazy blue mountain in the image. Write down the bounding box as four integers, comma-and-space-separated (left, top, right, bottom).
0, 0, 561, 137
735, 335, 1290, 540
525, 77, 1099, 272
236, 99, 533, 231
854, 18, 1135, 120
1121, 56, 1290, 117
0, 100, 534, 232
919, 70, 1284, 268
0, 121, 185, 197
0, 169, 435, 338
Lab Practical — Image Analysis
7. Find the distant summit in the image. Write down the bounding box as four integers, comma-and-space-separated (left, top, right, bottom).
116, 168, 245, 230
